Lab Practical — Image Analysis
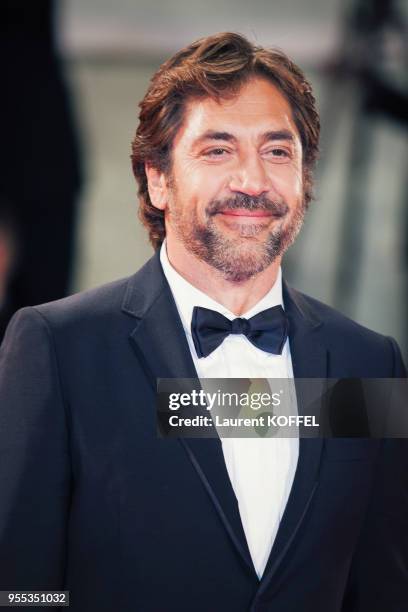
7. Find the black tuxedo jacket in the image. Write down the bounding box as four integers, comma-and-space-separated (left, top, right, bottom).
0, 252, 407, 612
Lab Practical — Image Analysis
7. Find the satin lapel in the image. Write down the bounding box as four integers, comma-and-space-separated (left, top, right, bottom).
129, 288, 197, 384
124, 253, 254, 574
256, 282, 328, 597
179, 437, 255, 573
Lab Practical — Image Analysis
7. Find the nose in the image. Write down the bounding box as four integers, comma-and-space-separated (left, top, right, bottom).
228, 154, 270, 197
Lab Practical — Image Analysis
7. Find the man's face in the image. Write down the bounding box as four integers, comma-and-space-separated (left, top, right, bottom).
150, 77, 305, 282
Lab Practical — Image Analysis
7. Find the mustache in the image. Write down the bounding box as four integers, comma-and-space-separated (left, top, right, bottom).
206, 194, 289, 217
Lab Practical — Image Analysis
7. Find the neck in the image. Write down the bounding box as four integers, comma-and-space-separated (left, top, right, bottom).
164, 237, 282, 316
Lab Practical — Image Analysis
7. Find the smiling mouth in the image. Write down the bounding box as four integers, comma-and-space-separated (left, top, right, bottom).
218, 209, 275, 218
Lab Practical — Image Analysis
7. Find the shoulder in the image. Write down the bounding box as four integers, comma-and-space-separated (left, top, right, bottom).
2, 251, 165, 353
33, 276, 132, 326
28, 251, 165, 328
0, 249, 167, 358
286, 286, 406, 377
1, 276, 136, 354
295, 289, 385, 341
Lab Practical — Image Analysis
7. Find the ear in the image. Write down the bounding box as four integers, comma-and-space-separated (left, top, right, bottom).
145, 164, 169, 211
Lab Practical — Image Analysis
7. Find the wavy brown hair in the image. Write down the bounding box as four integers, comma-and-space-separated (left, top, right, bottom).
131, 32, 320, 250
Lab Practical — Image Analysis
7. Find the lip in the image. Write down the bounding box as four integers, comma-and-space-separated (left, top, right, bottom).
219, 209, 273, 218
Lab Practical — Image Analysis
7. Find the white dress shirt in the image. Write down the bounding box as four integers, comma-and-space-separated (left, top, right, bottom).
160, 242, 299, 578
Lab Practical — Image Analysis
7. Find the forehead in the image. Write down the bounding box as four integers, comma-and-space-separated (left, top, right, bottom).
174, 77, 299, 146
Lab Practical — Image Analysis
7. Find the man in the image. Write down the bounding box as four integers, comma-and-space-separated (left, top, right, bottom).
0, 32, 406, 612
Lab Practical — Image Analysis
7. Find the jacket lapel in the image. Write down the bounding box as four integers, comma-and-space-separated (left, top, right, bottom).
255, 282, 327, 597
123, 252, 254, 574
123, 255, 329, 584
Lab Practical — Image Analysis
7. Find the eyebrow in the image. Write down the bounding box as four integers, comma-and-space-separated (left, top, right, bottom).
261, 130, 294, 143
193, 129, 294, 146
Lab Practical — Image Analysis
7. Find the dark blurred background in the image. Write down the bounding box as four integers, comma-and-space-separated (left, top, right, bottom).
0, 0, 407, 361
0, 1, 82, 338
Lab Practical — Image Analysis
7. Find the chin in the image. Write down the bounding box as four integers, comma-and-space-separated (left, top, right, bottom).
204, 240, 281, 283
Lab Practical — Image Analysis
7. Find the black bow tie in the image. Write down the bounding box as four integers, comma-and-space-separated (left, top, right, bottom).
191, 305, 289, 358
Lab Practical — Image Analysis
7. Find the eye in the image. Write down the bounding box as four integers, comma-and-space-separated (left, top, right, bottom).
271, 148, 290, 157
262, 147, 291, 162
203, 147, 230, 158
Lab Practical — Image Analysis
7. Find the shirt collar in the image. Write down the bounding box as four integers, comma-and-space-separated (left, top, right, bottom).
160, 240, 284, 337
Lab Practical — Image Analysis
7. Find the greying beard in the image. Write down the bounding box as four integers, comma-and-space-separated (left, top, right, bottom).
170, 193, 305, 282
